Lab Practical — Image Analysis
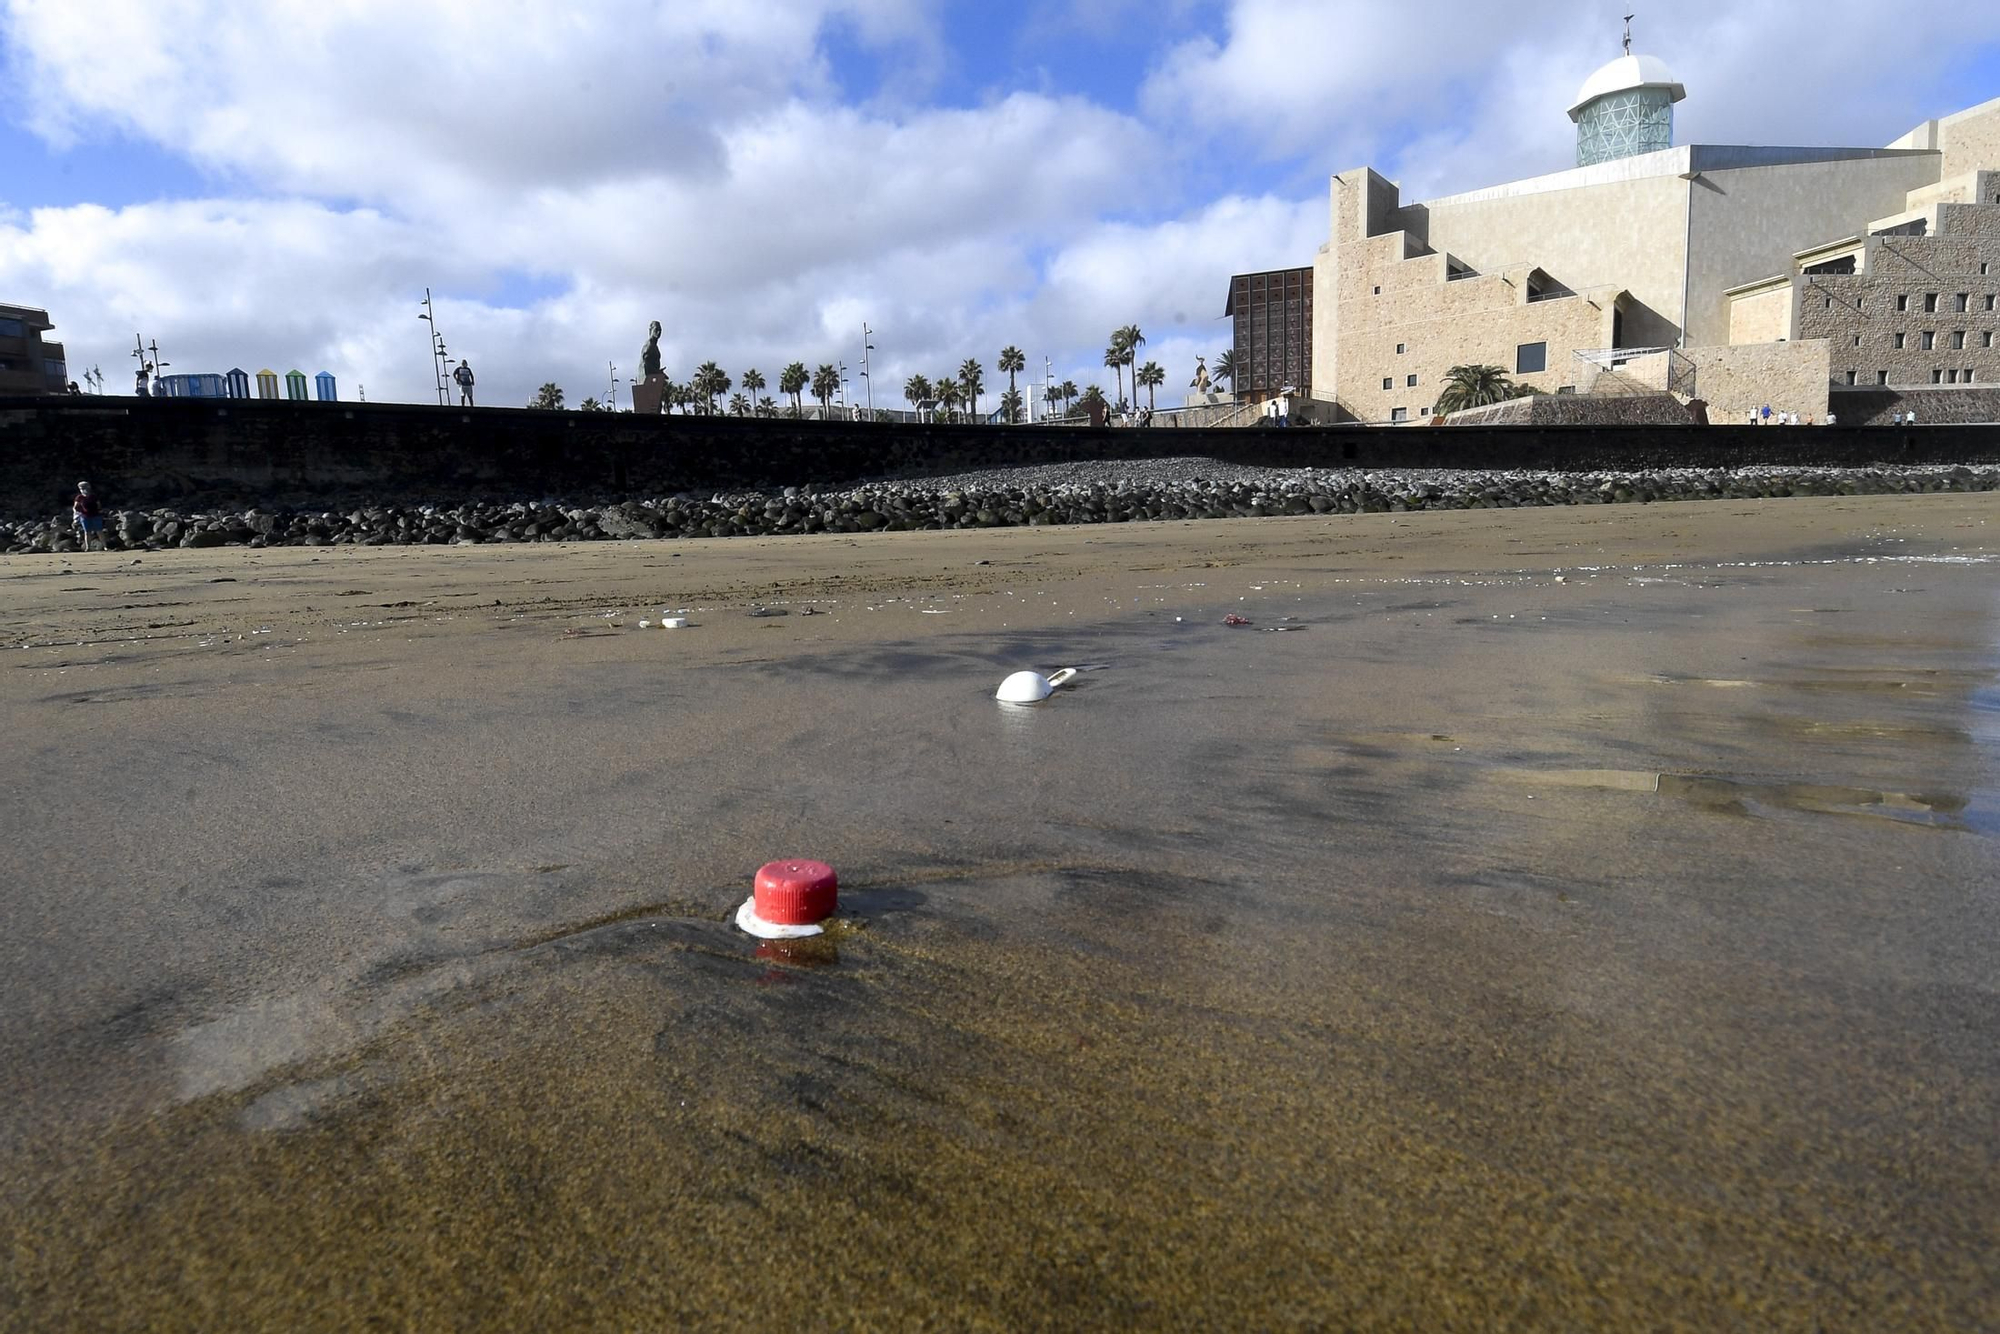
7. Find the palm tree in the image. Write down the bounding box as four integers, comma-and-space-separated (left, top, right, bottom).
958, 357, 985, 420
1136, 360, 1164, 412
811, 363, 840, 413
1077, 384, 1107, 420
740, 368, 766, 407
903, 373, 932, 417
936, 379, 963, 422
728, 392, 749, 416
1116, 325, 1145, 406
690, 361, 725, 413
1434, 364, 1519, 415
758, 396, 777, 416
1103, 344, 1125, 412
1059, 379, 1079, 418
779, 361, 809, 415
999, 387, 1023, 424
528, 382, 564, 410
578, 396, 602, 412
997, 346, 1025, 401
1214, 349, 1238, 393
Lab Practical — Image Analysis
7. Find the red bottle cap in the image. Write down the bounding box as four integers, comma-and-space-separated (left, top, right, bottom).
753, 860, 838, 926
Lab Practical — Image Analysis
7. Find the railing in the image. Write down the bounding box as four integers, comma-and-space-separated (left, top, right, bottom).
1571, 346, 1697, 400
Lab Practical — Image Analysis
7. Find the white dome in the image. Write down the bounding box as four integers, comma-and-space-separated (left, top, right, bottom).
1568, 53, 1686, 122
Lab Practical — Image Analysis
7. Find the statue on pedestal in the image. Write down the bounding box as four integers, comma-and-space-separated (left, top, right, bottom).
633, 320, 669, 414
1189, 355, 1211, 398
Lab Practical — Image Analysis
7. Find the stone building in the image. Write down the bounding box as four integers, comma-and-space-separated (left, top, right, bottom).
0, 304, 67, 395
1282, 29, 2000, 423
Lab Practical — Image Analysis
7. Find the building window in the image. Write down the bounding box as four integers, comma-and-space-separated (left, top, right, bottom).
1390, 407, 1408, 422
44, 358, 64, 379
0, 317, 23, 338
1934, 369, 1945, 383
1381, 377, 1392, 390
1824, 297, 1832, 309
1948, 369, 1960, 383
1957, 293, 1971, 312
1984, 263, 1992, 275
1988, 295, 1996, 311
1985, 332, 1994, 348
1373, 286, 1382, 295
1894, 332, 1906, 349
1954, 331, 1967, 349
1924, 293, 1939, 312
1878, 371, 1890, 385
1405, 374, 1417, 387
1846, 370, 1858, 385
1922, 331, 1936, 350
1853, 336, 1862, 347
1857, 297, 1866, 309
1516, 341, 1547, 374
1395, 343, 1406, 354
1897, 295, 1910, 311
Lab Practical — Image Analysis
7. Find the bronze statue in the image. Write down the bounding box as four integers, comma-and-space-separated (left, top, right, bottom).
639, 321, 663, 381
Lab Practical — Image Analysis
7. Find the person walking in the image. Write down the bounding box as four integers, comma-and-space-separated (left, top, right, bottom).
453, 359, 476, 407
72, 481, 103, 552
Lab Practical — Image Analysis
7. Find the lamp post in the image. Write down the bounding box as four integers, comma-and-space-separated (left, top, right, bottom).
860, 322, 875, 414
418, 288, 449, 405
607, 360, 619, 412
837, 361, 849, 414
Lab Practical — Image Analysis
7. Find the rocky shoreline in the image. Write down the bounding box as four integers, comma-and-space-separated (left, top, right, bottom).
7, 459, 1998, 553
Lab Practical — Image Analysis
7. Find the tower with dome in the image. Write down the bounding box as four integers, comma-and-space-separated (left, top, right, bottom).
1569, 20, 1687, 167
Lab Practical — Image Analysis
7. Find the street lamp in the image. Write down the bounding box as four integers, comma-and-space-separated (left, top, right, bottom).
418, 288, 449, 405
861, 322, 875, 414
608, 360, 619, 412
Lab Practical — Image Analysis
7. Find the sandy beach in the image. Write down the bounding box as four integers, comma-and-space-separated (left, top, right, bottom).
3, 495, 1998, 1329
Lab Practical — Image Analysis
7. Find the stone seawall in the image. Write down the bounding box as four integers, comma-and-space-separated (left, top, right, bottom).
5, 395, 2000, 518
9, 461, 1996, 555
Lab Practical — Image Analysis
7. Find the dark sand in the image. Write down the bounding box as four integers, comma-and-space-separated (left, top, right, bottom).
2, 497, 1997, 1330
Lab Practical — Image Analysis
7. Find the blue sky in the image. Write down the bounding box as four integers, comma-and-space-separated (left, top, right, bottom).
5, 1, 2000, 408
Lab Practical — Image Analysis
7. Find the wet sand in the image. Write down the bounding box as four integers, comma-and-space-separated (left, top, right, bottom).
2, 497, 1998, 1330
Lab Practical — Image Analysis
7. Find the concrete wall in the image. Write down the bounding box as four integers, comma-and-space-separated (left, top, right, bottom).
1941, 97, 2000, 182
1729, 285, 1793, 345
7, 395, 2000, 519
1412, 152, 1691, 349
1684, 151, 1941, 346
1685, 340, 1832, 422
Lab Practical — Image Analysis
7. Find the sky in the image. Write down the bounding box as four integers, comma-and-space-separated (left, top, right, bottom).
5, 0, 2000, 411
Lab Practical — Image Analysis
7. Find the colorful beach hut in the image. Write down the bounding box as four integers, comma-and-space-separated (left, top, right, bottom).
314, 371, 337, 402
284, 369, 307, 401
255, 369, 279, 399
225, 368, 250, 399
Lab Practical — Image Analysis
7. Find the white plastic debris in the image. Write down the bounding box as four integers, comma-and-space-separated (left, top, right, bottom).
996, 668, 1077, 704
660, 617, 688, 629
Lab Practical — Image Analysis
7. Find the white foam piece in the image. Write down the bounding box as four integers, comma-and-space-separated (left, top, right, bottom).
735, 897, 826, 939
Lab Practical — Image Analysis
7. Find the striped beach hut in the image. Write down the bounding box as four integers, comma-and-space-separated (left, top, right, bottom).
255, 369, 280, 399
226, 368, 251, 399
284, 369, 307, 401
314, 370, 337, 402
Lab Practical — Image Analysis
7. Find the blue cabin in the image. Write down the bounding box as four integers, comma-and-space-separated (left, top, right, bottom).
225, 368, 251, 399
314, 371, 337, 402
